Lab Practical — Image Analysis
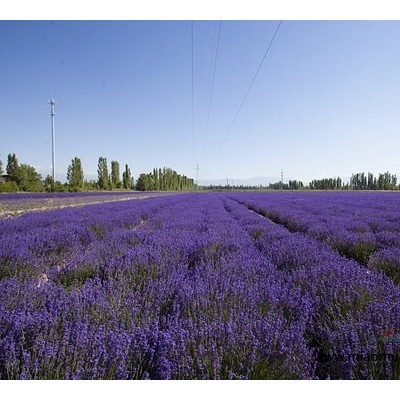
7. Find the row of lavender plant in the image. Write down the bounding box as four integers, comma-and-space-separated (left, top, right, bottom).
229, 192, 400, 285
222, 196, 400, 379
0, 193, 315, 379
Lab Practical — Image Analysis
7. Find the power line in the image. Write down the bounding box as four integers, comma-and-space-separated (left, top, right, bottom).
205, 22, 219, 108
213, 20, 283, 162
191, 20, 195, 165
203, 20, 222, 161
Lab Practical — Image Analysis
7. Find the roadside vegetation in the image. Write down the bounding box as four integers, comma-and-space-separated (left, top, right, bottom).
0, 153, 196, 193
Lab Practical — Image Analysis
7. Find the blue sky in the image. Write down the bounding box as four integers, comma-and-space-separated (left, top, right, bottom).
1, 20, 400, 184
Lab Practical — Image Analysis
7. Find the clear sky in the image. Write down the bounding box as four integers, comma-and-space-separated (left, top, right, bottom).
1, 20, 400, 184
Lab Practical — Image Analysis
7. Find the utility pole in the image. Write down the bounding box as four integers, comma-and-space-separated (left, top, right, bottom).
281, 168, 284, 191
195, 163, 199, 186
49, 98, 56, 190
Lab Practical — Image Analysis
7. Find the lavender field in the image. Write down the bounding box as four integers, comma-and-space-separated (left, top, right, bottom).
1, 192, 400, 379
0, 192, 168, 219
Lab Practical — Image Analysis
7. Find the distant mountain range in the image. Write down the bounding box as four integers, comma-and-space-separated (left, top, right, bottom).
198, 176, 283, 187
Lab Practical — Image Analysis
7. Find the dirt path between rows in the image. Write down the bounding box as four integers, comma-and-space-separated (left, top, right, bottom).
0, 193, 167, 219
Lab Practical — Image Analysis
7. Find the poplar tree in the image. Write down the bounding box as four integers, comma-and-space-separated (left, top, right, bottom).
135, 167, 195, 191
111, 160, 121, 189
122, 164, 133, 189
67, 157, 84, 192
97, 157, 111, 190
6, 153, 19, 180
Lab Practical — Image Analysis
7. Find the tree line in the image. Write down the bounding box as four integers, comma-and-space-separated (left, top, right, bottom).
307, 172, 397, 190
136, 167, 196, 191
44, 156, 134, 192
203, 171, 400, 191
1, 153, 399, 193
349, 172, 397, 190
0, 153, 193, 193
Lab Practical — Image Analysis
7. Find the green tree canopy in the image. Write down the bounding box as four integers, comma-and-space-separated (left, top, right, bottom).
67, 157, 84, 192
111, 160, 121, 189
13, 164, 42, 192
6, 153, 19, 179
136, 167, 195, 191
97, 157, 111, 190
122, 164, 133, 190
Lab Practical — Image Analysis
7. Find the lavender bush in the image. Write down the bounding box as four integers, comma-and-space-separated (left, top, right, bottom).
0, 192, 399, 379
